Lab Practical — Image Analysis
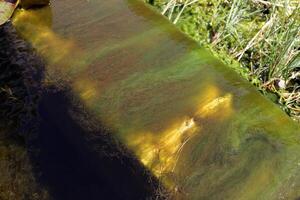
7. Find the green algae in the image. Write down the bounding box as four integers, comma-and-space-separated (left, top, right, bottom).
12, 0, 300, 199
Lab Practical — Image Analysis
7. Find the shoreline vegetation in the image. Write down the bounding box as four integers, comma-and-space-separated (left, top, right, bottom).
145, 0, 300, 122
0, 23, 49, 200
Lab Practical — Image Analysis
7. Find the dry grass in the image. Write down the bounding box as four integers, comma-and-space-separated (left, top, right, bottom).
0, 137, 49, 200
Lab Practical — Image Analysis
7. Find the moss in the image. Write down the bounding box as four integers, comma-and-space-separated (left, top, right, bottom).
0, 23, 48, 200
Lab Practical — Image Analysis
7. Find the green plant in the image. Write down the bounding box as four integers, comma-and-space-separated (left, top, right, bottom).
146, 0, 300, 121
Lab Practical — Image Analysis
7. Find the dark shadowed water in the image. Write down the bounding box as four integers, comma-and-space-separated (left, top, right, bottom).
31, 90, 160, 200
0, 22, 162, 200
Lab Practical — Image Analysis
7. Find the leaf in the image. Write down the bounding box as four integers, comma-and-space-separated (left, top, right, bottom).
0, 0, 18, 25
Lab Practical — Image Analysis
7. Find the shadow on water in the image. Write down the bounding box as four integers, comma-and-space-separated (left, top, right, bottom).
0, 22, 163, 200
32, 89, 161, 200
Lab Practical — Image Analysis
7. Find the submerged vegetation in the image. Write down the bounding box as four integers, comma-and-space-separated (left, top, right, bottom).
146, 0, 300, 121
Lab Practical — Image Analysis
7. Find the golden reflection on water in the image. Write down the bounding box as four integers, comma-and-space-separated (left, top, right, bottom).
128, 86, 233, 190
195, 85, 233, 119
197, 94, 233, 118
131, 117, 198, 174
11, 5, 237, 195
12, 8, 102, 103
73, 76, 100, 104
12, 7, 88, 79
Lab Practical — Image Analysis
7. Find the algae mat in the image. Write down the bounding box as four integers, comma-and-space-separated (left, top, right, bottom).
12, 0, 300, 199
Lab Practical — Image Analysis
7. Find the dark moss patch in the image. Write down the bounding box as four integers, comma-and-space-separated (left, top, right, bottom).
0, 22, 48, 200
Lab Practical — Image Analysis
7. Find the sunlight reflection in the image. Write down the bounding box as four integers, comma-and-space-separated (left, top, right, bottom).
197, 93, 233, 119
128, 117, 199, 189
12, 6, 235, 195
128, 86, 234, 190
12, 8, 86, 76
72, 77, 100, 104
13, 7, 101, 101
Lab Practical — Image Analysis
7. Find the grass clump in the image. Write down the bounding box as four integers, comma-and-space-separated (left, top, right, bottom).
0, 137, 49, 200
145, 0, 300, 121
0, 22, 49, 200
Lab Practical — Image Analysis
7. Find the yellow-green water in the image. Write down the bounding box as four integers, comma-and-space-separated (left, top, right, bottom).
13, 0, 300, 199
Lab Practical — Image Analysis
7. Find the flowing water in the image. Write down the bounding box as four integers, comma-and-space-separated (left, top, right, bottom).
0, 20, 159, 200
8, 0, 300, 199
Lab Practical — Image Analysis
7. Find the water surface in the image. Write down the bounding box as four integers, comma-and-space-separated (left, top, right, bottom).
12, 0, 300, 199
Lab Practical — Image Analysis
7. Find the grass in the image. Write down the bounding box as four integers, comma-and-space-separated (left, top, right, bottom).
0, 22, 49, 200
145, 0, 300, 121
0, 135, 49, 200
